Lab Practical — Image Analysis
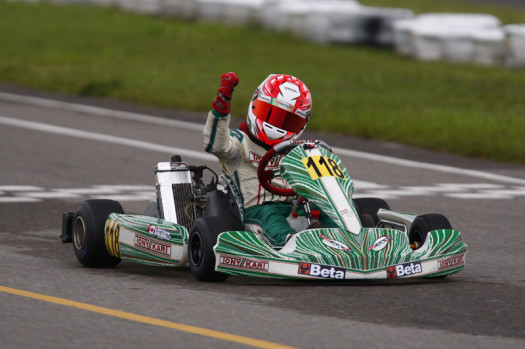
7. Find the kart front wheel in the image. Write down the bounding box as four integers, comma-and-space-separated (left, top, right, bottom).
73, 199, 123, 268
189, 217, 242, 282
408, 214, 452, 249
353, 197, 390, 227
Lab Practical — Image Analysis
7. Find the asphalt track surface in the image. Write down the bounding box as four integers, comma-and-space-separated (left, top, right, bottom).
1, 86, 524, 348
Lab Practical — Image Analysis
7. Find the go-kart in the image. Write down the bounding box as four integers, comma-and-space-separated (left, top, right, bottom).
61, 139, 467, 282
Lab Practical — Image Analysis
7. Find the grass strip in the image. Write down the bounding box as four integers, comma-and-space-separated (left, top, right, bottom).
0, 0, 524, 163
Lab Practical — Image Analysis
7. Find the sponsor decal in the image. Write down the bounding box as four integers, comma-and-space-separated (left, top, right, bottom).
368, 236, 392, 251
320, 235, 350, 252
298, 262, 345, 280
438, 254, 465, 271
105, 219, 120, 258
251, 89, 259, 101
134, 235, 171, 256
258, 94, 271, 103
273, 99, 294, 111
290, 139, 318, 145
386, 261, 423, 278
147, 225, 171, 241
249, 151, 282, 168
302, 156, 346, 180
219, 256, 269, 272
230, 129, 244, 142
339, 208, 354, 218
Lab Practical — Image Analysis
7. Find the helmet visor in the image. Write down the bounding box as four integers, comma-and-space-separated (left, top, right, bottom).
252, 97, 307, 134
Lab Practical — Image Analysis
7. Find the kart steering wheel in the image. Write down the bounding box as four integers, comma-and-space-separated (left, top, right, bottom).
257, 140, 331, 197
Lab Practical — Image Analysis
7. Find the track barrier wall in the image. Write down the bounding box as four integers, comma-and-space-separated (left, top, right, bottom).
7, 0, 525, 68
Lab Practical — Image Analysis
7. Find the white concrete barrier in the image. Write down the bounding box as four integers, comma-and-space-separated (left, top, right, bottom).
196, 0, 266, 25
504, 24, 525, 68
305, 5, 413, 46
395, 13, 502, 63
115, 0, 163, 14
472, 28, 506, 66
260, 0, 359, 33
162, 0, 199, 21
5, 0, 525, 68
411, 25, 450, 61
89, 0, 117, 5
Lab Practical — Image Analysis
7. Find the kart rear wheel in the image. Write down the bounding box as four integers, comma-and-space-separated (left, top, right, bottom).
408, 214, 452, 249
353, 198, 390, 227
73, 199, 123, 268
189, 217, 242, 282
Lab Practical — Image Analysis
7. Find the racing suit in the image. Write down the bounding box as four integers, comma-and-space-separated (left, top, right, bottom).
203, 109, 296, 247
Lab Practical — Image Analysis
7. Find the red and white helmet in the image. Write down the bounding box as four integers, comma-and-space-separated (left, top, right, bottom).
247, 74, 312, 146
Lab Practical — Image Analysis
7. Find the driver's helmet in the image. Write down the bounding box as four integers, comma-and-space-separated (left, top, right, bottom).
247, 74, 312, 146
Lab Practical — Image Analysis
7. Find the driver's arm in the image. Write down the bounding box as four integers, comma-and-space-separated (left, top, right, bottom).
203, 72, 242, 174
203, 110, 242, 173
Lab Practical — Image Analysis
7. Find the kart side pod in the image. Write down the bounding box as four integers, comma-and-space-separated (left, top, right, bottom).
104, 213, 189, 267
103, 158, 197, 267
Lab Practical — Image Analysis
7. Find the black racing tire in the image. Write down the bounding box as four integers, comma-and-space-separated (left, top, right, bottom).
353, 197, 390, 227
408, 214, 452, 248
73, 199, 123, 268
189, 216, 243, 282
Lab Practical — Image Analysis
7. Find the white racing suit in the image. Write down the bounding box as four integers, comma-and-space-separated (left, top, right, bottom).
203, 110, 296, 247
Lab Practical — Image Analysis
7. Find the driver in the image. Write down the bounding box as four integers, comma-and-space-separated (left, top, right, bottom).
204, 72, 332, 248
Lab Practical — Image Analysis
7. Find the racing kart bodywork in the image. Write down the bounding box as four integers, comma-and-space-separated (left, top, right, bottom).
61, 140, 467, 281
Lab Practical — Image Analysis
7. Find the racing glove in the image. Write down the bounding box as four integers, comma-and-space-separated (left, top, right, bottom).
212, 72, 239, 115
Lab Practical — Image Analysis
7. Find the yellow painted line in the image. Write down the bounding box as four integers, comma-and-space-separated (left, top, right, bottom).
0, 285, 297, 349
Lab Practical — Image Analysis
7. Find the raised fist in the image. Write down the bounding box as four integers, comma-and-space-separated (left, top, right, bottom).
212, 72, 239, 115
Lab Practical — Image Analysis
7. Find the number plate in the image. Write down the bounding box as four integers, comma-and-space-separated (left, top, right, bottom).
302, 156, 346, 180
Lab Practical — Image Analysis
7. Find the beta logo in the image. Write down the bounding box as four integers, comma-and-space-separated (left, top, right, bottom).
368, 236, 392, 251
386, 261, 423, 278
298, 262, 345, 280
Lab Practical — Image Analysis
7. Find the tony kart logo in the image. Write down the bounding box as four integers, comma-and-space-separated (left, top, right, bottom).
298, 262, 345, 280
368, 236, 392, 251
249, 152, 282, 169
320, 235, 351, 252
219, 256, 269, 272
438, 254, 465, 271
386, 261, 422, 278
134, 235, 171, 256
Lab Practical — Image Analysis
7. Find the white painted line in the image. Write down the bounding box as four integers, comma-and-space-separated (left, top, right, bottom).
0, 197, 40, 203
445, 192, 513, 199
0, 92, 203, 131
1, 91, 524, 185
2, 183, 525, 203
0, 186, 44, 191
91, 194, 155, 201
18, 191, 80, 199
332, 146, 525, 185
93, 185, 154, 191
0, 116, 215, 162
55, 188, 121, 195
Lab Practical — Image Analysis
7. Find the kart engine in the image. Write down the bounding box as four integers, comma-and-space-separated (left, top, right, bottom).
154, 155, 217, 231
